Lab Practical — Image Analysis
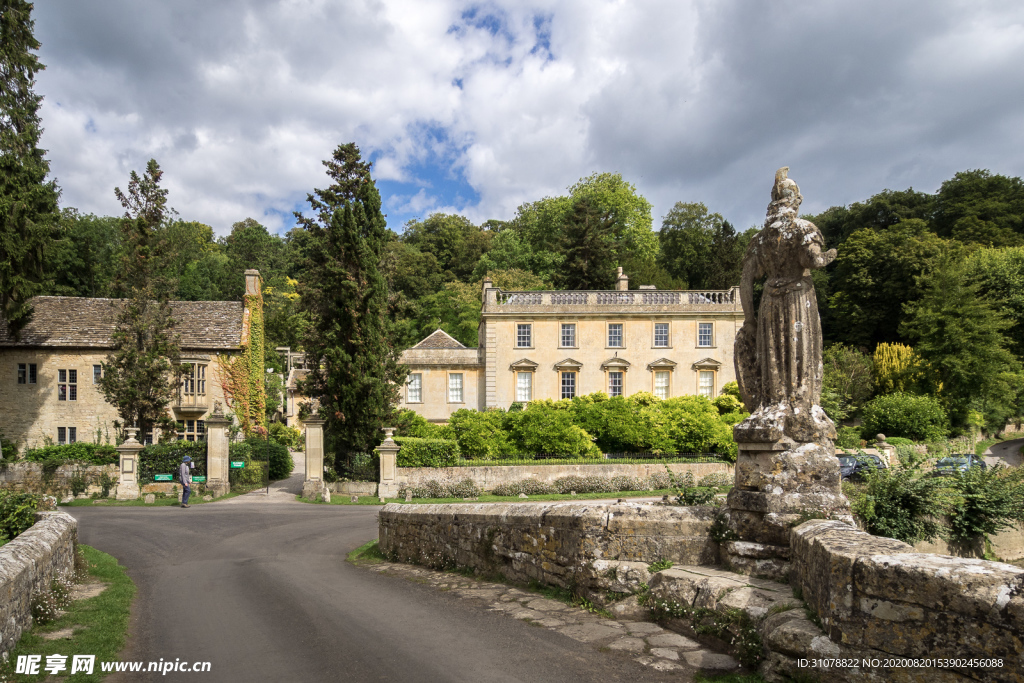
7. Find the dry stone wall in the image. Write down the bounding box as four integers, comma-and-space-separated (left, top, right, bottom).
0, 462, 117, 497
0, 511, 77, 659
378, 502, 718, 597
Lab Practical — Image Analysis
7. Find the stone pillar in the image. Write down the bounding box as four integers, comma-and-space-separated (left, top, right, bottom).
205, 412, 231, 497
615, 266, 629, 291
876, 434, 897, 467
376, 428, 400, 499
115, 428, 143, 500
302, 418, 326, 501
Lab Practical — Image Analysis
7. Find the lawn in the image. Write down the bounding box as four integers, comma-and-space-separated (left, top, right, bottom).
60, 490, 245, 507
298, 487, 713, 506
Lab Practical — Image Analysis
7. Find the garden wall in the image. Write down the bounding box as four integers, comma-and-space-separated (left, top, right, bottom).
790, 520, 1023, 682
0, 462, 118, 497
0, 511, 78, 660
378, 502, 718, 595
913, 522, 1024, 562
396, 461, 733, 491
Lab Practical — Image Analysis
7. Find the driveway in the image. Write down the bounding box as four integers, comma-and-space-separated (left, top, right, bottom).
984, 437, 1024, 467
67, 471, 692, 682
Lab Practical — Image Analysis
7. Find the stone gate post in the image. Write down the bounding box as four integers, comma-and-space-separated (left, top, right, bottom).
116, 428, 143, 500
205, 409, 231, 497
376, 428, 399, 499
302, 418, 327, 500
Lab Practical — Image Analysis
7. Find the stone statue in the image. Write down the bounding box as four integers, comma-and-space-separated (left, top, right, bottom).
734, 167, 837, 444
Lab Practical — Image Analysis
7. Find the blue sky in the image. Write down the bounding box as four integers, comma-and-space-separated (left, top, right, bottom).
31, 0, 1024, 237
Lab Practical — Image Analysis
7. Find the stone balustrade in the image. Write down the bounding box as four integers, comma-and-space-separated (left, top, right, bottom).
488, 287, 739, 311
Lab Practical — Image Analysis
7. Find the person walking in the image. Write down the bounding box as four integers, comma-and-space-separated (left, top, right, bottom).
180, 455, 193, 508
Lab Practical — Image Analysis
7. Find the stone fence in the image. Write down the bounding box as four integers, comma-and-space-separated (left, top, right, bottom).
0, 511, 78, 660
0, 462, 118, 497
378, 502, 718, 597
791, 520, 1022, 681
395, 461, 734, 492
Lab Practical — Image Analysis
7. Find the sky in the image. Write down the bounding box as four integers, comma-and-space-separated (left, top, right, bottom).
31, 0, 1024, 237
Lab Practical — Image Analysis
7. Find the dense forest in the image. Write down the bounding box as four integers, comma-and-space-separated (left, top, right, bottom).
33, 166, 1024, 437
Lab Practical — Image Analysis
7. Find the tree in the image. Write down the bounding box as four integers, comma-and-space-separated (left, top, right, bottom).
295, 143, 405, 453
98, 160, 182, 439
822, 344, 874, 416
934, 170, 1024, 248
900, 255, 1019, 431
0, 0, 61, 337
806, 187, 935, 249
45, 211, 120, 298
657, 202, 750, 290
557, 197, 617, 289
966, 246, 1024, 360
400, 213, 491, 283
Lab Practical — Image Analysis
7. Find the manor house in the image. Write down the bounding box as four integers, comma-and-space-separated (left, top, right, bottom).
0, 270, 264, 450
398, 269, 743, 422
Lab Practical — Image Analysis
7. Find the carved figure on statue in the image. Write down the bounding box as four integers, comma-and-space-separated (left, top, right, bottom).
733, 167, 837, 445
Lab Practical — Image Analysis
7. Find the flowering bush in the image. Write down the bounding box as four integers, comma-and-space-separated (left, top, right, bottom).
697, 472, 732, 488
491, 479, 557, 496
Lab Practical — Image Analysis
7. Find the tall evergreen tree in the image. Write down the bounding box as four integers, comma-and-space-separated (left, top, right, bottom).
0, 0, 61, 337
98, 160, 182, 439
557, 197, 617, 290
296, 143, 405, 453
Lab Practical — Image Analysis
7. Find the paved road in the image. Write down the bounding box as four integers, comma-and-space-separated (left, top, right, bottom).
67, 470, 686, 682
984, 437, 1024, 467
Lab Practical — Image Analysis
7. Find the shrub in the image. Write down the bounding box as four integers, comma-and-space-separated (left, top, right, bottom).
835, 426, 862, 449
609, 475, 647, 492
336, 452, 378, 481
947, 465, 1024, 542
669, 470, 717, 506
884, 437, 915, 447
0, 491, 41, 541
0, 430, 18, 460
449, 409, 515, 459
847, 467, 947, 543
646, 472, 672, 489
268, 422, 303, 450
393, 408, 450, 439
660, 396, 738, 461
400, 477, 481, 499
259, 439, 294, 480
861, 392, 949, 443
697, 472, 732, 488
507, 403, 602, 458
230, 461, 266, 487
394, 437, 460, 467
491, 479, 557, 496
553, 475, 617, 494
138, 441, 207, 484
23, 443, 118, 465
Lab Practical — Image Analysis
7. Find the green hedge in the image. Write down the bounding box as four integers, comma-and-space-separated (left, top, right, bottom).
394, 437, 459, 467
138, 441, 207, 484
0, 491, 41, 542
861, 392, 949, 443
23, 443, 118, 465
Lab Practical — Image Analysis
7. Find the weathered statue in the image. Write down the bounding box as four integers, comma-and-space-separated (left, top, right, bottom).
733, 167, 837, 444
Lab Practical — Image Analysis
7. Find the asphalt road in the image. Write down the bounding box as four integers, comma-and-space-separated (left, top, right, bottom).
68, 494, 684, 682
984, 437, 1024, 467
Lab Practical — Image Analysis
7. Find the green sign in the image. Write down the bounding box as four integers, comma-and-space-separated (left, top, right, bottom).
154, 474, 173, 482
230, 461, 245, 469
192, 476, 207, 483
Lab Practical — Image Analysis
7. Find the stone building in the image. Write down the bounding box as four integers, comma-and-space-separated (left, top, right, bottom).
0, 270, 263, 450
398, 269, 743, 423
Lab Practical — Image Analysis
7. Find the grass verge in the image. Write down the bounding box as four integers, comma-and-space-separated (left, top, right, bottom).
60, 490, 245, 507
346, 539, 386, 566
1, 545, 134, 682
297, 488, 696, 506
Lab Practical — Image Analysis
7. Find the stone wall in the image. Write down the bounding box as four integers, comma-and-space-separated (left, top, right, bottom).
791, 520, 1023, 681
0, 462, 118, 497
378, 502, 718, 597
0, 511, 78, 659
329, 481, 377, 496
913, 522, 1024, 562
396, 461, 733, 491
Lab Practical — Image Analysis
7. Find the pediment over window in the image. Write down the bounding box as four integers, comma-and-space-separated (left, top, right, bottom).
692, 357, 722, 370
509, 358, 539, 372
600, 357, 631, 371
553, 358, 583, 371
646, 358, 678, 371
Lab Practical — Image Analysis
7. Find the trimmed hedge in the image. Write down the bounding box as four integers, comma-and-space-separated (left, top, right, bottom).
861, 392, 949, 442
23, 443, 118, 465
394, 437, 459, 467
138, 441, 207, 484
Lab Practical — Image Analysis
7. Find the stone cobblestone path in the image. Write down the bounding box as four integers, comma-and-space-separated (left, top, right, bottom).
364, 560, 743, 676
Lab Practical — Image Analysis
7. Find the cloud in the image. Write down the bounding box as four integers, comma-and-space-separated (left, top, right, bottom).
31, 0, 1024, 236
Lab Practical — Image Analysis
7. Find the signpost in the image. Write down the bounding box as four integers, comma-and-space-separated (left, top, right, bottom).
230, 461, 245, 469
192, 476, 207, 483
154, 474, 173, 482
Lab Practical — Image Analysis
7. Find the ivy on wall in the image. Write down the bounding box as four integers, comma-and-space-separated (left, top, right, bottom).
216, 283, 266, 436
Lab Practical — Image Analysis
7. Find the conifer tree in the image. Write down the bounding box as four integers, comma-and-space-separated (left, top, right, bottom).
99, 160, 182, 439
296, 143, 405, 453
0, 0, 61, 337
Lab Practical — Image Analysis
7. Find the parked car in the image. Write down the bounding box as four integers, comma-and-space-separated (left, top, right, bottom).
933, 454, 988, 476
837, 453, 887, 481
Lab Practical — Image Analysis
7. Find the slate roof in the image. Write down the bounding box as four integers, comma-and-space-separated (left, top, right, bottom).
0, 297, 244, 350
412, 329, 467, 349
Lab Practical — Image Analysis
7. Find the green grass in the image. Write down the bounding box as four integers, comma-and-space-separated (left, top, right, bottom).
1, 545, 135, 682
345, 539, 386, 565
975, 435, 1008, 456
297, 488, 692, 506
60, 490, 245, 507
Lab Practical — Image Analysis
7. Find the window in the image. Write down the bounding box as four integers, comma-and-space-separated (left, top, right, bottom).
196, 420, 206, 438
608, 323, 623, 347
608, 371, 623, 397
561, 372, 576, 399
560, 323, 576, 348
182, 364, 207, 395
58, 369, 77, 401
17, 364, 25, 384
180, 420, 205, 442
698, 322, 714, 347
93, 365, 102, 384
655, 371, 670, 399
57, 427, 76, 445
516, 323, 532, 348
699, 370, 714, 398
29, 364, 37, 384
407, 373, 422, 403
654, 323, 669, 348
516, 372, 532, 401
448, 373, 463, 403
19, 363, 37, 384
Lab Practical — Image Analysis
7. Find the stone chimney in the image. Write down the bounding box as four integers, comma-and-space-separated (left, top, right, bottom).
615, 267, 629, 291
245, 269, 261, 297
482, 276, 493, 303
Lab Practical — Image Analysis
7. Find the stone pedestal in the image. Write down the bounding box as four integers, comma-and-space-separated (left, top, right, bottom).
376, 428, 400, 499
303, 419, 327, 502
205, 413, 231, 497
116, 429, 143, 500
724, 438, 850, 579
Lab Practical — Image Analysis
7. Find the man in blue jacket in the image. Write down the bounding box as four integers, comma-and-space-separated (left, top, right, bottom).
180, 456, 193, 508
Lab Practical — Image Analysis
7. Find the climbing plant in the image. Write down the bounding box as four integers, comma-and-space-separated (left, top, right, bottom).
216, 281, 266, 435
